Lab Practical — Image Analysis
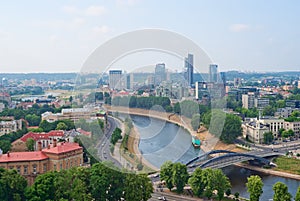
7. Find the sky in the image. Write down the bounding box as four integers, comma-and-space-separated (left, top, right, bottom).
0, 0, 300, 73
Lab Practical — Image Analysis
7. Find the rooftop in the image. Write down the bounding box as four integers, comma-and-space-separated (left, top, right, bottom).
0, 151, 48, 162
0, 142, 82, 163
42, 142, 82, 154
20, 130, 64, 142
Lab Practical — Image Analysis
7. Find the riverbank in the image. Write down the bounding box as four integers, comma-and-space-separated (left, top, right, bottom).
105, 106, 244, 154
235, 163, 300, 181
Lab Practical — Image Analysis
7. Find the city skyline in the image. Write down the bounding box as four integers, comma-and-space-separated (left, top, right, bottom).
1, 1, 300, 73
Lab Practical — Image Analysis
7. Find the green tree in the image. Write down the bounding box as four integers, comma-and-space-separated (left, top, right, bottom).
124, 173, 152, 201
172, 162, 189, 193
211, 169, 231, 201
191, 114, 201, 131
188, 167, 206, 197
56, 122, 67, 130
25, 114, 41, 126
26, 171, 57, 201
263, 105, 276, 116
246, 175, 263, 201
160, 161, 174, 190
0, 168, 27, 201
263, 131, 274, 144
202, 168, 214, 199
110, 127, 122, 145
0, 140, 11, 153
295, 186, 300, 201
234, 192, 240, 200
273, 182, 292, 201
220, 113, 242, 143
26, 138, 35, 151
39, 120, 55, 132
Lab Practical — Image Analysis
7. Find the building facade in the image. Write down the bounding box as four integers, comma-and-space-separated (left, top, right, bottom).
109, 70, 123, 90
0, 142, 83, 185
185, 53, 194, 87
0, 119, 22, 136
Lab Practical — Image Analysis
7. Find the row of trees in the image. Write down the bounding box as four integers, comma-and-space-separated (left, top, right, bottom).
0, 162, 153, 201
246, 175, 300, 201
160, 161, 230, 200
110, 96, 172, 111
0, 104, 70, 122
110, 127, 122, 145
39, 119, 75, 132
160, 161, 300, 201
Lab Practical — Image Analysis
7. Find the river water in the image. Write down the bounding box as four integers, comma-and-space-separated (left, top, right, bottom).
129, 114, 300, 200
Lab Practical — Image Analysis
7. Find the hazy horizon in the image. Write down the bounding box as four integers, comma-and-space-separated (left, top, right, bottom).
1, 1, 300, 73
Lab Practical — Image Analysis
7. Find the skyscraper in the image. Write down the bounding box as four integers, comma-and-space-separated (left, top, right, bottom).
184, 53, 193, 87
154, 63, 166, 86
209, 64, 218, 83
109, 70, 122, 90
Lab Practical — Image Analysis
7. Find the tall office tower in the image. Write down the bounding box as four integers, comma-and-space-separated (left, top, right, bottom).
209, 64, 218, 83
298, 80, 300, 89
220, 72, 226, 86
109, 70, 122, 90
184, 53, 194, 87
154, 63, 166, 86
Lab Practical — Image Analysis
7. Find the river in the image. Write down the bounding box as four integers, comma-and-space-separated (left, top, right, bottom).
128, 114, 300, 200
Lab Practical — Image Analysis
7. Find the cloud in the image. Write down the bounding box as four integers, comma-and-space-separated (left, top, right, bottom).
92, 25, 110, 34
85, 6, 107, 16
62, 6, 80, 15
116, 0, 139, 6
62, 5, 107, 16
229, 24, 250, 32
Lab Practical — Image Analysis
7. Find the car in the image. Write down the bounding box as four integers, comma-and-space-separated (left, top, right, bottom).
102, 143, 105, 147
158, 196, 167, 200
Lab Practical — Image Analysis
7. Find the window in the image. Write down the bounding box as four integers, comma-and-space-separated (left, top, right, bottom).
17, 166, 21, 174
43, 164, 47, 173
24, 166, 28, 175
54, 164, 57, 171
60, 163, 62, 170
33, 164, 37, 174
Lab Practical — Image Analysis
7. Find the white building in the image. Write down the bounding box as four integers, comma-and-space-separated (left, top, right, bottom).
0, 119, 23, 136
242, 118, 269, 144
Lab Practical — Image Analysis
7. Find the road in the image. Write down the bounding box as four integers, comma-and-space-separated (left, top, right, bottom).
97, 116, 122, 167
149, 192, 202, 201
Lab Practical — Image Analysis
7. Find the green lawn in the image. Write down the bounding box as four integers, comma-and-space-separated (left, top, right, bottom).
273, 156, 300, 175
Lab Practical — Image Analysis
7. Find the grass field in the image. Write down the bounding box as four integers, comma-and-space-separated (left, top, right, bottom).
274, 156, 300, 175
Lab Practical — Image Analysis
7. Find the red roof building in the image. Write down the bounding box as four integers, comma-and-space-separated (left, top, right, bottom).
18, 130, 65, 150
0, 142, 83, 185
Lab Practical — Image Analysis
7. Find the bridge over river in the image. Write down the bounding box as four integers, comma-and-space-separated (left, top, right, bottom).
186, 149, 285, 170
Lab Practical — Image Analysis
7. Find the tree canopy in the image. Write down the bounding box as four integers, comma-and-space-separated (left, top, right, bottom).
246, 175, 263, 201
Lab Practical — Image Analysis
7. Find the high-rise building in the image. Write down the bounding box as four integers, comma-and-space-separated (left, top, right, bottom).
184, 54, 194, 87
109, 70, 122, 90
154, 63, 166, 86
298, 80, 300, 89
242, 92, 256, 109
234, 78, 242, 87
209, 64, 218, 83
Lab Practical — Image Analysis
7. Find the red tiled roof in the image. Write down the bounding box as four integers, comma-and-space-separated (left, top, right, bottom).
77, 128, 92, 137
42, 142, 82, 154
20, 130, 64, 142
0, 151, 48, 162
